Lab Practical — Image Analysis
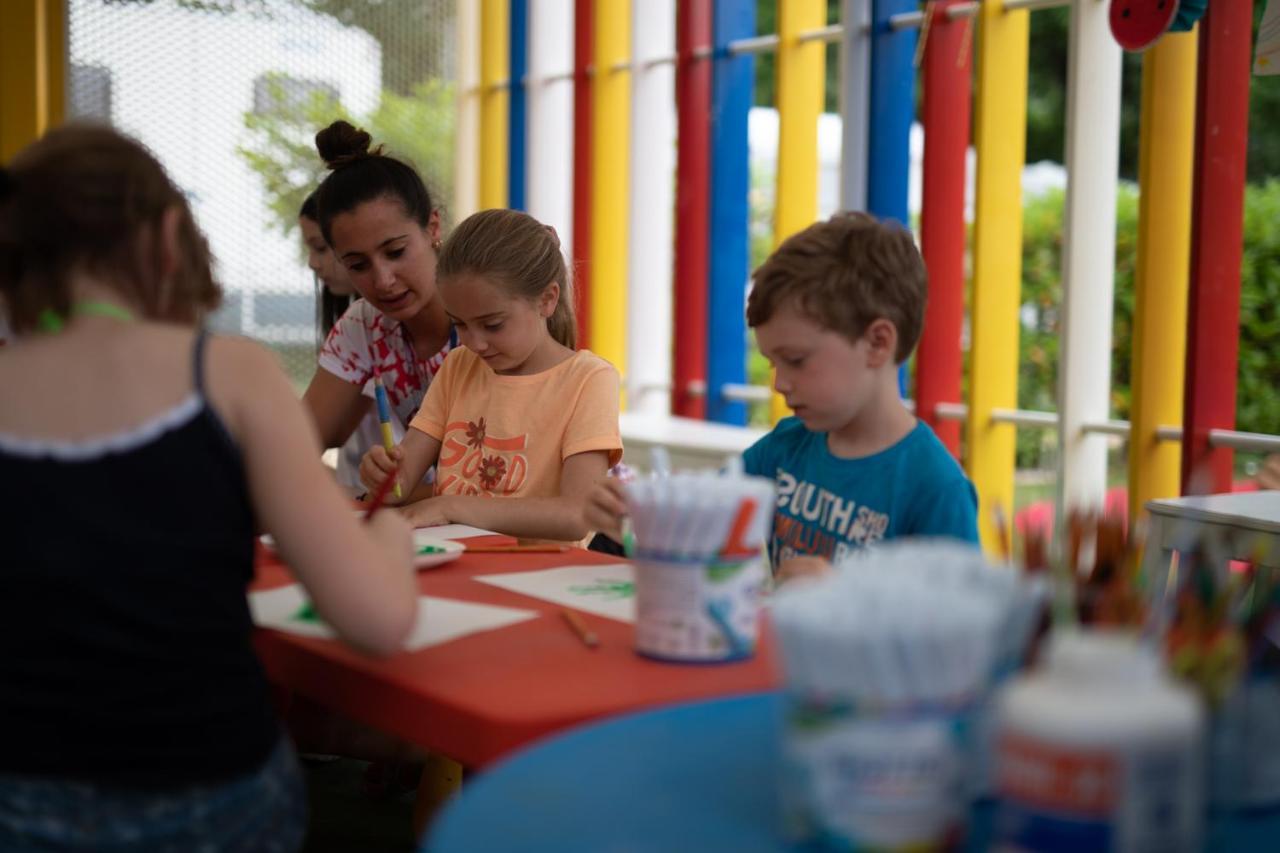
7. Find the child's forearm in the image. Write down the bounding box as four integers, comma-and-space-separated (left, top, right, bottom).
437, 494, 592, 542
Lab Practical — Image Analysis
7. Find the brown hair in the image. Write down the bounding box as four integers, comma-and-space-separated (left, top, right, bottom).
437, 209, 576, 349
313, 120, 435, 246
0, 123, 218, 333
746, 211, 926, 363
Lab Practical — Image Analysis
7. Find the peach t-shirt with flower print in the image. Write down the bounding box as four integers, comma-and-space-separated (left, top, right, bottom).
409, 347, 623, 499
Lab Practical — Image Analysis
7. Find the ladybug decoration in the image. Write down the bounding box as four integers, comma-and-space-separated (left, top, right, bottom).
1110, 0, 1180, 51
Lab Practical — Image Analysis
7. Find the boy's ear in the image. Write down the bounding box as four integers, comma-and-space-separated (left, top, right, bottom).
864, 318, 899, 368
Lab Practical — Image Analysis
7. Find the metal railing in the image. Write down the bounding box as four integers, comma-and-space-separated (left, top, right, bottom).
504, 0, 1074, 91
667, 384, 1280, 455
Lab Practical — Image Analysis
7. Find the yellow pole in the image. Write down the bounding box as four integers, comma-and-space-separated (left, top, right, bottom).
0, 0, 65, 162
1129, 32, 1198, 526
479, 0, 509, 210
771, 0, 825, 423
966, 0, 1029, 553
591, 0, 630, 382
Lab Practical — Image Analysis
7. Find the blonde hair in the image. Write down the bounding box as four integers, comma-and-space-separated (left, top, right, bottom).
437, 208, 576, 348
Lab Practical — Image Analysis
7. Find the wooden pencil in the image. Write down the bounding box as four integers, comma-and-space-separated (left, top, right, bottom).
560, 608, 599, 648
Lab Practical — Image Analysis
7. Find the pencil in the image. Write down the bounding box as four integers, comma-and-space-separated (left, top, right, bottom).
464, 544, 570, 554
362, 463, 401, 522
560, 608, 599, 648
372, 372, 402, 500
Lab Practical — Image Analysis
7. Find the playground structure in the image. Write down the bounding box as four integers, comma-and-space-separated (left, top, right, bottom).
452, 0, 1276, 552
3, 0, 1278, 555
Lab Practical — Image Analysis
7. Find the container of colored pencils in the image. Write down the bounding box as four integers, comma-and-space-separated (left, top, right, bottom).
372, 372, 401, 499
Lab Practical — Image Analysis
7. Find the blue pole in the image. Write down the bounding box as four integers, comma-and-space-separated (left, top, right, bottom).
868, 0, 917, 397
508, 0, 528, 211
706, 0, 754, 426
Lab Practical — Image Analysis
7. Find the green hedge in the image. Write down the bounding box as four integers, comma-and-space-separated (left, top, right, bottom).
1017, 182, 1280, 467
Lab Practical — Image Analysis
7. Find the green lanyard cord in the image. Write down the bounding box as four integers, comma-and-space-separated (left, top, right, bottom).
37, 301, 136, 333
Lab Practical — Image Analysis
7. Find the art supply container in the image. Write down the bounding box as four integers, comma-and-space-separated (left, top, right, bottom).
993, 630, 1205, 853
771, 541, 1042, 850
1206, 674, 1280, 819
624, 469, 775, 664
779, 700, 966, 850
632, 553, 766, 662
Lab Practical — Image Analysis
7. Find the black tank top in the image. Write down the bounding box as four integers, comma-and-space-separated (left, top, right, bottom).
0, 331, 279, 785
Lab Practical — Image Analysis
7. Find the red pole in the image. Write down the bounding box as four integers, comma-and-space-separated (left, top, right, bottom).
572, 0, 594, 350
673, 0, 712, 419
915, 0, 971, 457
1181, 1, 1252, 494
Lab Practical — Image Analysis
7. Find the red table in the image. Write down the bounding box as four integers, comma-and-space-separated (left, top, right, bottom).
252, 542, 781, 769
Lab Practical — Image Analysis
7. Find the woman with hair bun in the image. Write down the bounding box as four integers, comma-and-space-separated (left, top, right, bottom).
302, 120, 456, 497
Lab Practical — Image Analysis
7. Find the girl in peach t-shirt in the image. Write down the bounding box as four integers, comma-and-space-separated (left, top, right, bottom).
360, 209, 622, 542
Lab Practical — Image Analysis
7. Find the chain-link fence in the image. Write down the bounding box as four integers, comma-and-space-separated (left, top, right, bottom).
67, 0, 456, 390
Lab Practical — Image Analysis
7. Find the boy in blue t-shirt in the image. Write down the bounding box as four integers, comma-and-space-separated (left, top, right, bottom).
584, 212, 978, 574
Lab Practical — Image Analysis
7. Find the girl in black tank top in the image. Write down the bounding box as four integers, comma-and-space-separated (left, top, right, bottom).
0, 124, 416, 852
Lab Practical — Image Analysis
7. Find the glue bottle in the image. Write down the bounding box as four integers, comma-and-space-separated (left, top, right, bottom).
992, 630, 1205, 852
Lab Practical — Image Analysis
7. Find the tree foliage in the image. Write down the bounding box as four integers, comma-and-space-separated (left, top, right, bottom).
237, 75, 455, 241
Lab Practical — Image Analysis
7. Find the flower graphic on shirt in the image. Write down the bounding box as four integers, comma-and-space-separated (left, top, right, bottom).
465, 418, 487, 448
478, 455, 507, 491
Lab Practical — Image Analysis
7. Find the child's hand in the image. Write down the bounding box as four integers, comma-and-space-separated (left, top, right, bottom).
360, 445, 403, 498
583, 479, 627, 540
400, 496, 452, 529
775, 556, 834, 586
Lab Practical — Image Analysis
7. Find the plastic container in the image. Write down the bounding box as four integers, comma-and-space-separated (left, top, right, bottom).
632, 554, 766, 662
993, 631, 1205, 853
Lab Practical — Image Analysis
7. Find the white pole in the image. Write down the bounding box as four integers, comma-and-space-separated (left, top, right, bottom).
1057, 0, 1123, 510
527, 0, 575, 261
454, 0, 481, 223
839, 0, 872, 211
627, 0, 675, 414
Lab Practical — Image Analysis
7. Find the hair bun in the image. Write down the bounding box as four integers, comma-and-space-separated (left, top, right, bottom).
315, 120, 378, 170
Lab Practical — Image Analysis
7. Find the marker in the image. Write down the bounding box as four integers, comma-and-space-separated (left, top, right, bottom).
373, 371, 401, 499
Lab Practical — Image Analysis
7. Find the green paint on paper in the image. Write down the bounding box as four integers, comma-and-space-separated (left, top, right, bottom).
417, 545, 449, 555
568, 579, 634, 601
292, 602, 322, 624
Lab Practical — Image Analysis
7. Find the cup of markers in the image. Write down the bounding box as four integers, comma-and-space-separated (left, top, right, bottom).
624, 472, 775, 663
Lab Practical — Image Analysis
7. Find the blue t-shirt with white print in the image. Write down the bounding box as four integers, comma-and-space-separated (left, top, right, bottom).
742, 417, 979, 568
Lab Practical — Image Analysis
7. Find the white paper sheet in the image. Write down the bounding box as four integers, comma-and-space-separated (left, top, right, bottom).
474, 563, 636, 624
249, 584, 536, 651
417, 523, 502, 540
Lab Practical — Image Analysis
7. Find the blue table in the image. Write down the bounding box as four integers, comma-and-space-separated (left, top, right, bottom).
427, 692, 789, 852
425, 692, 1280, 852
